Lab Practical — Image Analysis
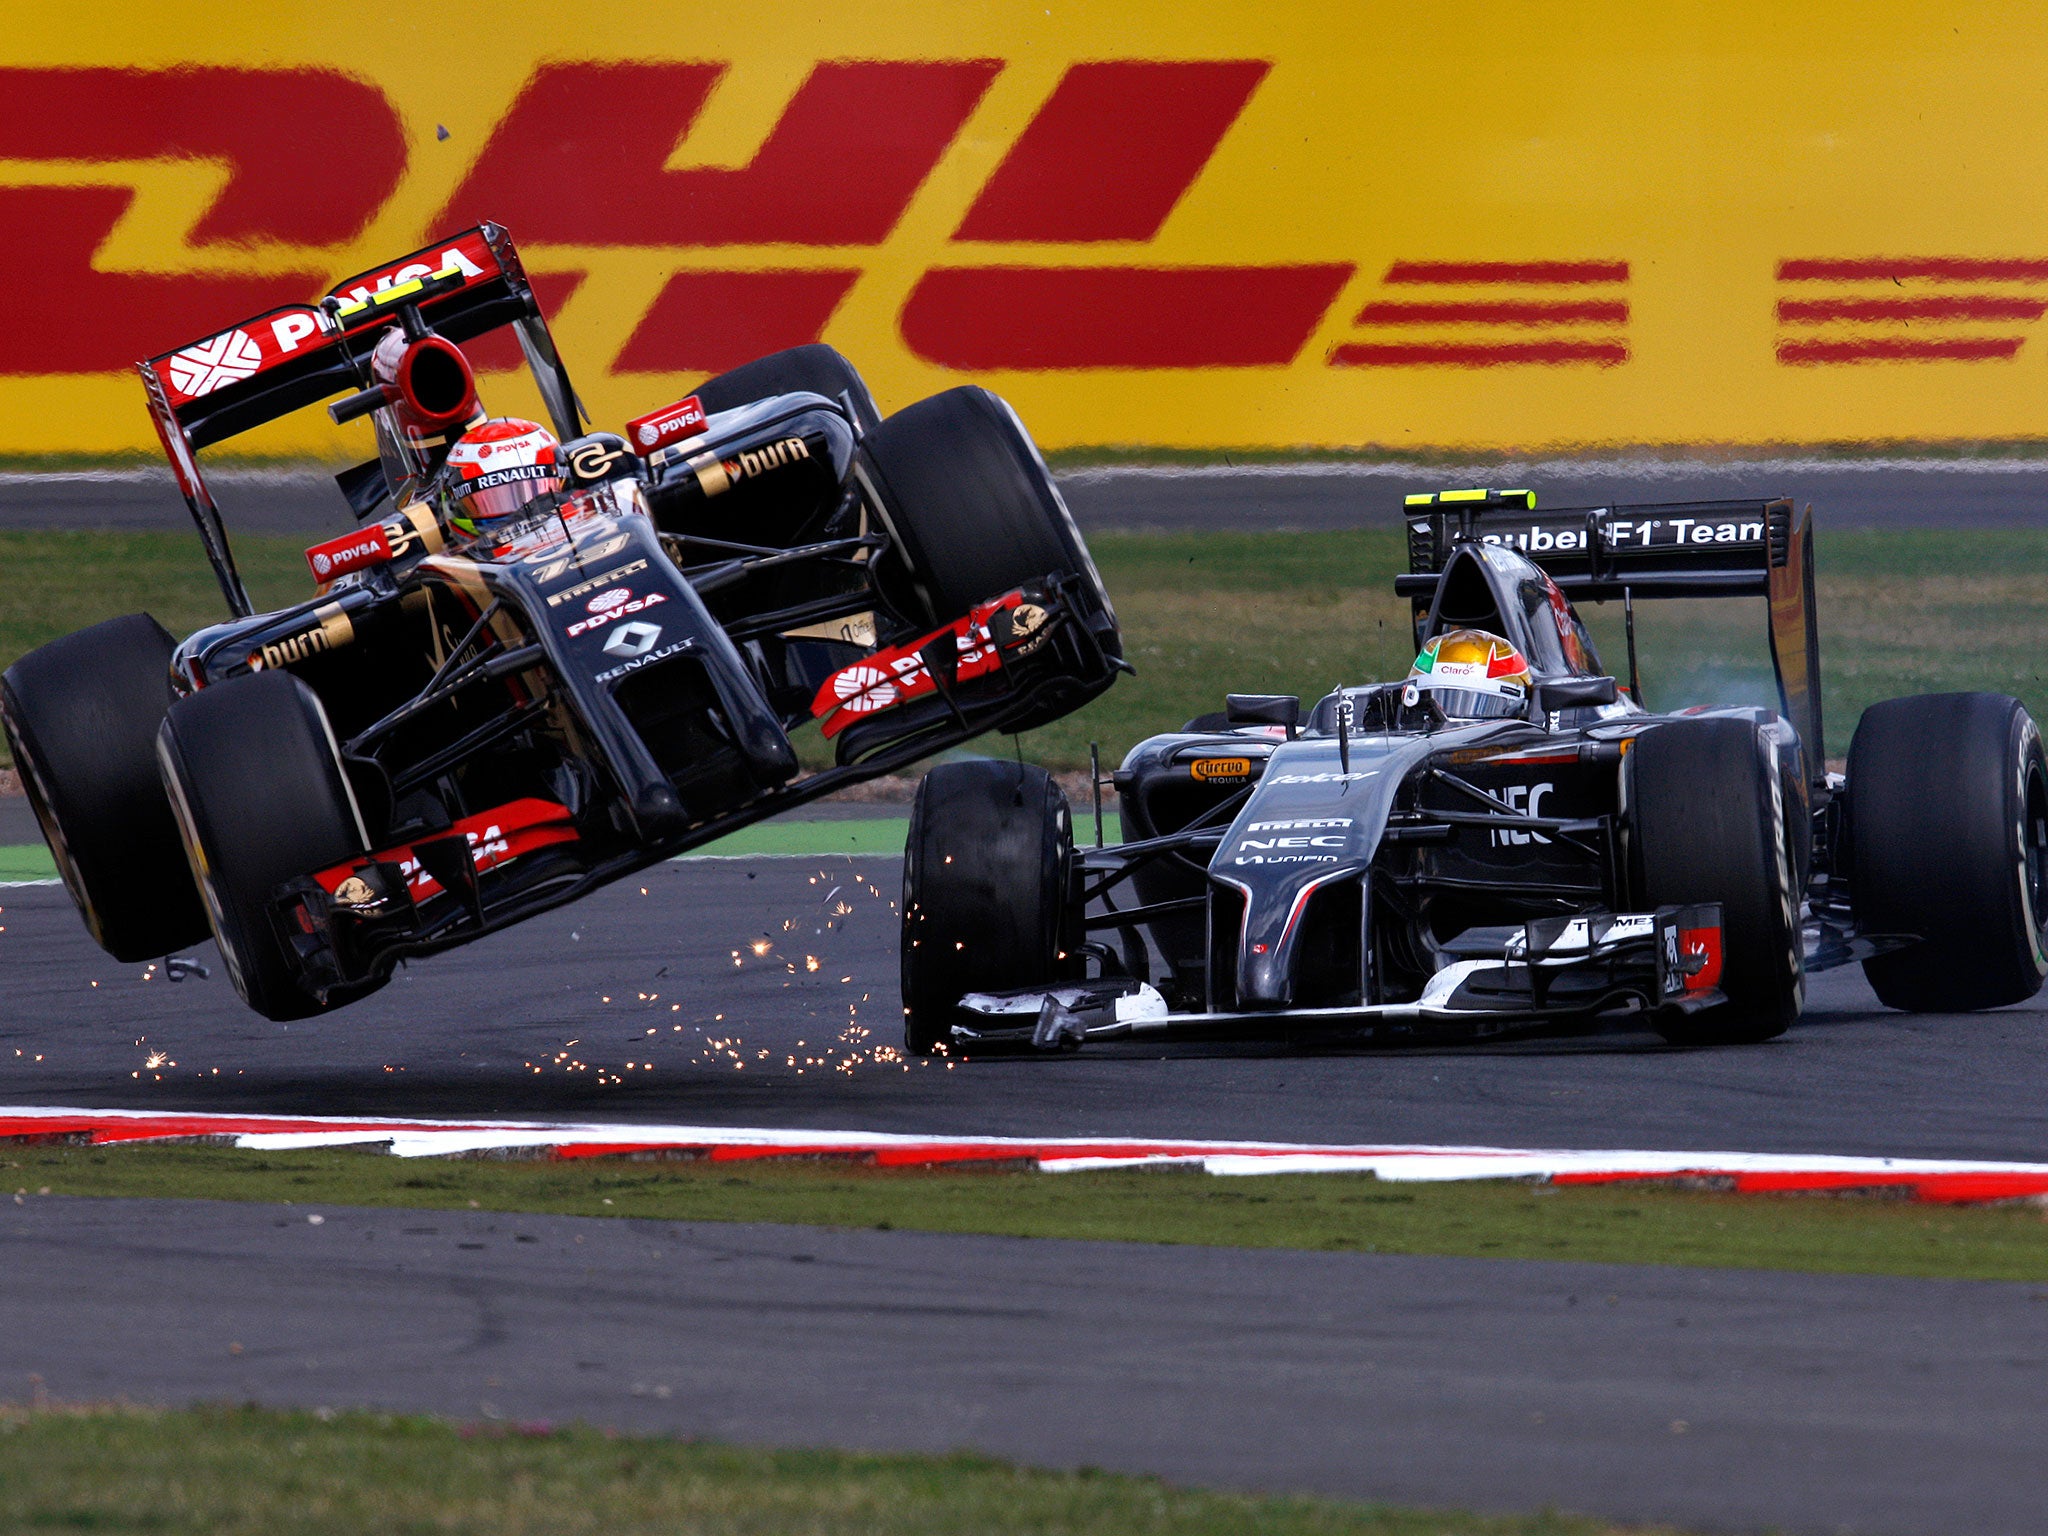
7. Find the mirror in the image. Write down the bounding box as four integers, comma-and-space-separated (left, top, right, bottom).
1225, 693, 1301, 737
1534, 675, 1619, 713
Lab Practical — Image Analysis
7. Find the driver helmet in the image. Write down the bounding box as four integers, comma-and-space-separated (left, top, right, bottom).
1406, 629, 1532, 720
442, 417, 560, 535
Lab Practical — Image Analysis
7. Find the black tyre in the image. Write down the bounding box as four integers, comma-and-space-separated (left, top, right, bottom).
157, 671, 374, 1021
691, 344, 882, 436
1847, 692, 2048, 1011
0, 614, 208, 961
900, 759, 1078, 1055
859, 387, 1119, 728
1629, 718, 1803, 1045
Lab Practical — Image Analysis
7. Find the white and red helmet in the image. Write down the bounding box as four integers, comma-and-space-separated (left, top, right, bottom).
443, 417, 560, 533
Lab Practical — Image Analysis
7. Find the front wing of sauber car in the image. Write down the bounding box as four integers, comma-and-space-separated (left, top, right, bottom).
958, 726, 1728, 1049
177, 480, 1110, 1001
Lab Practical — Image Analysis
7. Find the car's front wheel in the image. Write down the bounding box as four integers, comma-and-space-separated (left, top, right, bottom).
157, 671, 378, 1021
900, 759, 1079, 1055
1847, 692, 2048, 1012
1629, 717, 1803, 1045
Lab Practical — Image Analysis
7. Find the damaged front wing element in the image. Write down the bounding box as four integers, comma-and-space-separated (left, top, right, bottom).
954, 903, 1724, 1049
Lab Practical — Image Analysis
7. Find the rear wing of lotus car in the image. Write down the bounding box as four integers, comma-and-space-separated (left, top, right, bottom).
136, 223, 580, 618
1396, 489, 1823, 787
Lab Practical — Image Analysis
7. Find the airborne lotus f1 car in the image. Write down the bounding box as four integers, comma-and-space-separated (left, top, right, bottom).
902, 490, 2048, 1052
1, 224, 1122, 1020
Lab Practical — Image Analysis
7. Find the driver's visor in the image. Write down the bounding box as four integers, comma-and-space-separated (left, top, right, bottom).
458, 472, 560, 525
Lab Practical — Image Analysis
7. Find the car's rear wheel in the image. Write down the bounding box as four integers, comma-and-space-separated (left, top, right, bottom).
858, 386, 1119, 728
1847, 692, 2048, 1011
900, 759, 1079, 1055
1629, 717, 1803, 1045
0, 613, 208, 961
691, 344, 882, 436
157, 671, 377, 1022
860, 386, 1109, 624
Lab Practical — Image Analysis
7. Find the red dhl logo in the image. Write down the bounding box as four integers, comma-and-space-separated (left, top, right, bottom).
0, 63, 2036, 380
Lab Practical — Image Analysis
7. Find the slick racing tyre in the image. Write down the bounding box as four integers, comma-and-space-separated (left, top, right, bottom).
691, 344, 882, 436
0, 613, 209, 961
900, 759, 1079, 1055
1847, 692, 2048, 1012
859, 388, 1120, 730
157, 671, 378, 1022
1629, 718, 1803, 1045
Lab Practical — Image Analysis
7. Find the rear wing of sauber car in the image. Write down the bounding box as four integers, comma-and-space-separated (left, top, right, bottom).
1397, 488, 1823, 788
136, 222, 580, 619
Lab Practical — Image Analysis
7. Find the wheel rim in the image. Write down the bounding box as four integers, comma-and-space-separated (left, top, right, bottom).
157, 738, 248, 994
7, 719, 101, 944
2020, 753, 2048, 966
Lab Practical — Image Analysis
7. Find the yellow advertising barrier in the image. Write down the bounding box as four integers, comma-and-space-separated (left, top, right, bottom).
5, 3, 2048, 455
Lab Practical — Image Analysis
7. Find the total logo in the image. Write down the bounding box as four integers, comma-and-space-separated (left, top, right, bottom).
564, 589, 666, 639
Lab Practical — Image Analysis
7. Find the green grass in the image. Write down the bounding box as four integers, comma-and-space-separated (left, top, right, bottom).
1018, 525, 2048, 769
0, 813, 1115, 875
0, 1404, 1685, 1536
3, 526, 2046, 772
0, 842, 54, 881
16, 1146, 2048, 1283
1037, 439, 2048, 468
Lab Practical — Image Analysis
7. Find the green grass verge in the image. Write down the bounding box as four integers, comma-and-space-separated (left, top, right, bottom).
2, 526, 2044, 772
0, 842, 54, 881
0, 813, 1125, 876
0, 1404, 1683, 1536
15, 1147, 2048, 1283
1037, 439, 2048, 467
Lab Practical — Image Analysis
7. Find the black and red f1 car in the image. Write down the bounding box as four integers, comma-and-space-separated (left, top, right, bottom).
1, 224, 1123, 1019
902, 489, 2047, 1052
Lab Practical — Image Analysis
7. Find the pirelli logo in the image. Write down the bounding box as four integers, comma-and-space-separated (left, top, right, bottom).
545, 557, 648, 608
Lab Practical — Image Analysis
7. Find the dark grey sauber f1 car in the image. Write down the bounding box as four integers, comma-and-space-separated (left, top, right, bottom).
1, 224, 1122, 1020
902, 489, 2047, 1052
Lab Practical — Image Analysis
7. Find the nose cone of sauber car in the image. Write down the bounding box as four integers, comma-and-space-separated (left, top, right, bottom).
1211, 726, 1499, 1009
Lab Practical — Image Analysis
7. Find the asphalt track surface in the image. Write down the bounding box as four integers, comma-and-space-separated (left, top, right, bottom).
7, 832, 2048, 1536
4, 457, 2048, 534
8, 1195, 2048, 1536
1, 839, 2044, 1156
